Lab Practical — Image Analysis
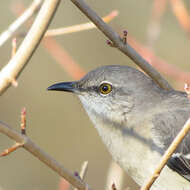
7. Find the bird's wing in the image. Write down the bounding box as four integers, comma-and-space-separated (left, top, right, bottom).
167, 154, 190, 181
152, 108, 190, 181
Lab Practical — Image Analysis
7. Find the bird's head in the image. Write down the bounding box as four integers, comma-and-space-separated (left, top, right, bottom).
47, 65, 162, 125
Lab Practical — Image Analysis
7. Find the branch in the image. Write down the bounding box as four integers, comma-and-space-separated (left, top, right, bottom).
128, 35, 190, 85
170, 0, 190, 36
69, 0, 173, 91
45, 10, 118, 36
140, 117, 190, 190
0, 121, 92, 190
78, 161, 88, 180
0, 0, 43, 47
0, 0, 61, 95
74, 161, 88, 190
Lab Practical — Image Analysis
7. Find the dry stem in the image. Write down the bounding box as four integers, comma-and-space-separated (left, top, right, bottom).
69, 0, 173, 91
0, 0, 61, 95
79, 161, 88, 180
74, 161, 88, 190
0, 0, 43, 47
0, 121, 92, 190
45, 10, 118, 36
0, 142, 23, 157
140, 117, 190, 190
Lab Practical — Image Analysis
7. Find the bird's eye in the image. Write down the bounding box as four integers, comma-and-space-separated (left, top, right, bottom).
99, 83, 112, 95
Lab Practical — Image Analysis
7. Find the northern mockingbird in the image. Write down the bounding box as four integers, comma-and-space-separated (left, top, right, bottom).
48, 65, 190, 190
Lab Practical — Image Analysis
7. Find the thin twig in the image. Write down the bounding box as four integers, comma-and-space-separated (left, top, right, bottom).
0, 108, 27, 157
74, 161, 88, 190
0, 108, 28, 156
0, 0, 43, 47
11, 38, 17, 58
15, 10, 118, 38
0, 121, 92, 190
170, 0, 190, 36
140, 117, 190, 190
79, 161, 88, 180
0, 142, 23, 157
0, 0, 61, 95
45, 10, 118, 36
10, 38, 18, 87
12, 3, 87, 80
21, 107, 26, 135
69, 0, 173, 91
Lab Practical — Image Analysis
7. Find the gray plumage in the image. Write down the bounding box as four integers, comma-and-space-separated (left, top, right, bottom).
48, 65, 190, 190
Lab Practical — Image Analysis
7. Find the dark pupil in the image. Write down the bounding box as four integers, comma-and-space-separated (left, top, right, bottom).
102, 85, 108, 92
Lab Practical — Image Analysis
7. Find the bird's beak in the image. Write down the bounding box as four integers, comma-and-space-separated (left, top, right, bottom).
47, 82, 77, 93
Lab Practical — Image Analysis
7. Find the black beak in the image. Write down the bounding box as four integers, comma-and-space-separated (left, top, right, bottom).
47, 82, 77, 93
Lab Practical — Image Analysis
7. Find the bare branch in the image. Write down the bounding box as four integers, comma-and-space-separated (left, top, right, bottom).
0, 0, 43, 47
0, 0, 61, 95
0, 142, 23, 157
140, 117, 190, 190
0, 108, 26, 156
0, 121, 92, 190
20, 107, 26, 135
74, 161, 88, 190
79, 161, 88, 180
69, 0, 173, 91
45, 10, 118, 36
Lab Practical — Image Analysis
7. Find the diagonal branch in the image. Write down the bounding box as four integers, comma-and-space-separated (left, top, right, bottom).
69, 0, 173, 91
0, 0, 43, 47
0, 0, 61, 95
140, 117, 190, 190
0, 121, 92, 190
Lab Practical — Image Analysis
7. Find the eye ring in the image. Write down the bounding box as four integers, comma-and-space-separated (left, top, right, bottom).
99, 82, 112, 95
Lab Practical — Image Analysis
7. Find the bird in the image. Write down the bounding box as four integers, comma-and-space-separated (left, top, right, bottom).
48, 65, 190, 190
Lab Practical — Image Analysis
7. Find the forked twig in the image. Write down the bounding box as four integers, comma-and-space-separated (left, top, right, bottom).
0, 108, 26, 157
0, 142, 23, 157
0, 120, 92, 190
0, 0, 61, 95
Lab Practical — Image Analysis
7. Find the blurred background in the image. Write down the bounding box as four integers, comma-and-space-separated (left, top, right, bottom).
1, 0, 190, 190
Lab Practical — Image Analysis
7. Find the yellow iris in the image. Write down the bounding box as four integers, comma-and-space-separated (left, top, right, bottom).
99, 83, 112, 95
